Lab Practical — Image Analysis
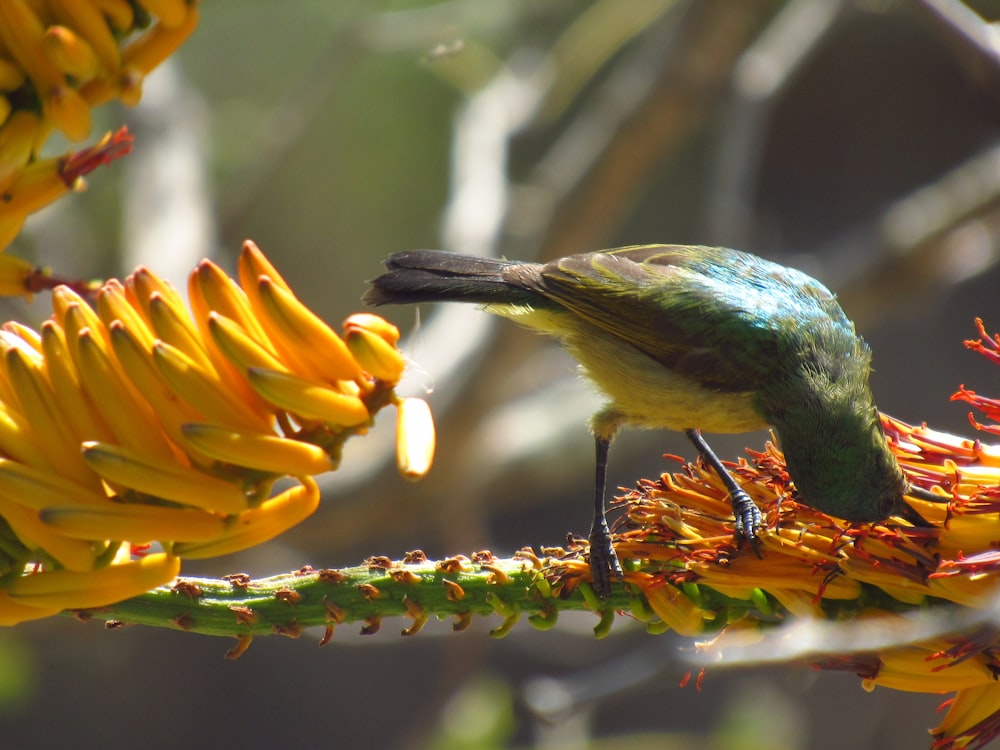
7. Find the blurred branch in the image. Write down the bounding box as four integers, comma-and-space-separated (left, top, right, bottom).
531, 0, 776, 259
823, 141, 1000, 321
706, 0, 847, 246
121, 61, 214, 288
908, 0, 1000, 110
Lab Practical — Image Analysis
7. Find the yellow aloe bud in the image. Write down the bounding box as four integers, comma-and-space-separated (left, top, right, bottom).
343, 313, 401, 346
139, 0, 190, 29
190, 259, 275, 354
238, 238, 294, 294
0, 110, 42, 193
7, 552, 180, 610
0, 403, 53, 469
173, 477, 320, 559
0, 214, 25, 254
640, 579, 705, 637
125, 265, 187, 325
43, 25, 100, 81
81, 440, 249, 516
395, 397, 435, 480
249, 276, 364, 385
180, 422, 334, 476
90, 0, 134, 32
48, 0, 122, 74
0, 591, 62, 626
95, 279, 156, 350
0, 0, 65, 95
0, 253, 35, 297
73, 327, 180, 463
246, 367, 370, 427
345, 325, 405, 382
0, 157, 80, 219
0, 454, 108, 512
53, 286, 106, 341
0, 493, 98, 572
120, 4, 198, 74
41, 502, 227, 543
151, 340, 273, 433
0, 58, 27, 91
116, 64, 143, 107
207, 312, 288, 374
4, 347, 97, 487
107, 323, 207, 449
40, 323, 118, 446
147, 293, 218, 377
45, 84, 93, 142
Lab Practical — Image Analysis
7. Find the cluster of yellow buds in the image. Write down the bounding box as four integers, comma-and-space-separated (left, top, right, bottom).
0, 0, 199, 251
599, 320, 1000, 750
0, 239, 434, 625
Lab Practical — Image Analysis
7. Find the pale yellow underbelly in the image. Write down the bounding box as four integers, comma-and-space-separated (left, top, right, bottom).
490, 304, 768, 434
569, 332, 766, 433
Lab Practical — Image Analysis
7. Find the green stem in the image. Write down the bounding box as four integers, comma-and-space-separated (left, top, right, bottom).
78, 553, 637, 643
73, 548, 945, 647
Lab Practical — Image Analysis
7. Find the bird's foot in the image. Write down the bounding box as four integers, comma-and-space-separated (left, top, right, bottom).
588, 522, 623, 600
731, 487, 763, 557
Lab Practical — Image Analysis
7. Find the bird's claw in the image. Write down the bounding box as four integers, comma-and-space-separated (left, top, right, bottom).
588, 524, 623, 600
731, 487, 763, 557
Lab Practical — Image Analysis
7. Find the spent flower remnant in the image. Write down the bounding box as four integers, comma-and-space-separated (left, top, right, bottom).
0, 239, 432, 624
588, 319, 1000, 750
0, 0, 200, 251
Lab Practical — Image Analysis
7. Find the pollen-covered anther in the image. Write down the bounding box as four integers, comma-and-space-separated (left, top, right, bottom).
401, 596, 428, 636
357, 583, 381, 601
171, 614, 194, 631
319, 626, 335, 647
513, 547, 542, 569
388, 569, 420, 586
274, 588, 301, 607
403, 550, 427, 564
171, 580, 202, 600
481, 564, 511, 586
229, 606, 257, 627
318, 569, 346, 585
443, 579, 465, 601
273, 621, 302, 639
322, 596, 346, 625
225, 635, 253, 660
437, 556, 471, 573
223, 573, 252, 590
360, 616, 381, 636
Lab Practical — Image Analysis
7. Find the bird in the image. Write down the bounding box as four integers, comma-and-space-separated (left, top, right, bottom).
363, 244, 911, 598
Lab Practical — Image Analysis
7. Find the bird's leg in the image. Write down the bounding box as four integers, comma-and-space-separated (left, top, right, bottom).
589, 435, 623, 599
684, 429, 762, 551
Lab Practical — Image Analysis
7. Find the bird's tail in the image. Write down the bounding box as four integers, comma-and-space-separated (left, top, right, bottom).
363, 251, 535, 306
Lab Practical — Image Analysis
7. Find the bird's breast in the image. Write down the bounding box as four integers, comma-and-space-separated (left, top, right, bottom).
564, 327, 768, 434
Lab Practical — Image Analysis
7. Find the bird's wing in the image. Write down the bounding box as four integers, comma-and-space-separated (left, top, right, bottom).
528, 246, 787, 392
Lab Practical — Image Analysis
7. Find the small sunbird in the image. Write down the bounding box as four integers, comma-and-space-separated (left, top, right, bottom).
364, 244, 915, 598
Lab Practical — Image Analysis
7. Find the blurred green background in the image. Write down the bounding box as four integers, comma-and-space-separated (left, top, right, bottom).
3, 0, 1000, 747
